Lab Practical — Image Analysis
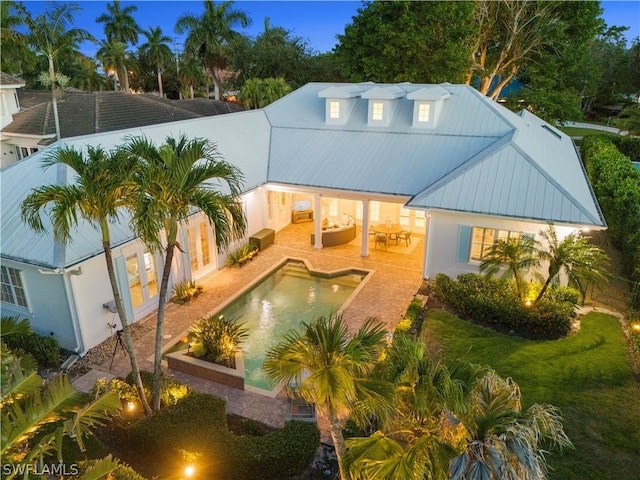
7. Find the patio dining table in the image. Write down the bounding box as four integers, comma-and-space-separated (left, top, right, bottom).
373, 223, 403, 244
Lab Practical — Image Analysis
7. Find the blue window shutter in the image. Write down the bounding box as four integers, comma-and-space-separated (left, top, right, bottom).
457, 225, 472, 262
114, 255, 134, 322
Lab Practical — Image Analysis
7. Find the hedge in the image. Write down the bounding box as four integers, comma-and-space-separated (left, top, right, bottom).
581, 135, 640, 275
2, 330, 61, 368
130, 391, 320, 479
434, 273, 573, 339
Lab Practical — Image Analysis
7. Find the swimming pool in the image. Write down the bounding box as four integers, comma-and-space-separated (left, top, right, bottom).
167, 259, 369, 392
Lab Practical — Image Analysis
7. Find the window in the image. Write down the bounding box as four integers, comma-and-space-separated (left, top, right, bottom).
329, 101, 340, 119
414, 210, 426, 228
329, 199, 338, 217
355, 202, 363, 220
372, 102, 384, 121
418, 103, 430, 122
470, 227, 522, 261
200, 221, 211, 267
370, 201, 380, 222
1, 266, 28, 308
399, 207, 411, 226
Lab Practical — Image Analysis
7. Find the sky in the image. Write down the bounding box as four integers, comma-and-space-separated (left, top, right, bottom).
20, 0, 640, 57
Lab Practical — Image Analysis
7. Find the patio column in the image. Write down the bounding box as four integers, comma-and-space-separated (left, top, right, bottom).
361, 199, 370, 257
313, 194, 323, 249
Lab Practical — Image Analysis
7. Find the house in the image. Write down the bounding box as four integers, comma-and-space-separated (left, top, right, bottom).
0, 82, 605, 355
0, 78, 244, 169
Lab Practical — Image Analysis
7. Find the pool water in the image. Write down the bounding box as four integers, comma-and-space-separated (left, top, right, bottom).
175, 261, 365, 391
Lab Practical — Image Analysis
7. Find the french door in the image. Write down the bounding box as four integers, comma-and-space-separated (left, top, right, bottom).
125, 248, 159, 316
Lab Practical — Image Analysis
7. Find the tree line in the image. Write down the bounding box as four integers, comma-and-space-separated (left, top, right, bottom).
2, 1, 638, 122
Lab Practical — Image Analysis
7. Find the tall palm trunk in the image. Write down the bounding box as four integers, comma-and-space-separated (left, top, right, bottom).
189, 85, 194, 99
152, 228, 177, 412
102, 230, 152, 415
156, 66, 163, 97
48, 54, 61, 141
328, 409, 348, 480
122, 67, 130, 93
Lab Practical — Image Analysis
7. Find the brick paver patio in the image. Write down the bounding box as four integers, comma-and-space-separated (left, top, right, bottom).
74, 222, 425, 439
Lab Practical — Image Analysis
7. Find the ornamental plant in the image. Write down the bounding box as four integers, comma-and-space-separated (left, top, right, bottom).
188, 315, 248, 367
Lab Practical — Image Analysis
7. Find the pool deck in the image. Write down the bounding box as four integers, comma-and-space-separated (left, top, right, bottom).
73, 222, 424, 440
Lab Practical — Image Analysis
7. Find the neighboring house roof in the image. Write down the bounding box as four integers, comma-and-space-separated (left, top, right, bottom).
0, 82, 605, 269
0, 72, 25, 88
4, 90, 244, 142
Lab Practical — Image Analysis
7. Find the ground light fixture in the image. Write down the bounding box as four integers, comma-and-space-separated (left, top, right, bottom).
184, 465, 195, 478
127, 401, 136, 412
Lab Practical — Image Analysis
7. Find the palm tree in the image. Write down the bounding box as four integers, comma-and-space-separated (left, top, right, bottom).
0, 1, 34, 74
175, 0, 250, 100
618, 104, 640, 136
449, 372, 572, 480
1, 343, 120, 478
96, 0, 141, 93
178, 53, 205, 99
123, 134, 247, 412
20, 146, 152, 415
23, 2, 94, 140
480, 235, 539, 300
263, 313, 393, 480
534, 223, 608, 303
96, 39, 134, 92
70, 55, 108, 92
140, 26, 173, 97
346, 334, 483, 480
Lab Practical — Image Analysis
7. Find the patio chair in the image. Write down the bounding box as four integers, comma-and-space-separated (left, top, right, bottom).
375, 233, 388, 250
397, 230, 411, 246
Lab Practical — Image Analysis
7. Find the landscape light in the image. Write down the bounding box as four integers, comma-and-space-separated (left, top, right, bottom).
184, 465, 195, 478
127, 401, 135, 412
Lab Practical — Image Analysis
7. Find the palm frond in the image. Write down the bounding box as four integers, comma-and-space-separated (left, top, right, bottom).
1, 374, 84, 455
0, 343, 42, 406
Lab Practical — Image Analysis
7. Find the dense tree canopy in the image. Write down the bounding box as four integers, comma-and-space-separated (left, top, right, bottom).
335, 1, 476, 83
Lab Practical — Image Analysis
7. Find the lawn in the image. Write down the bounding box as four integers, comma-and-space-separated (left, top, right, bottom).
421, 309, 640, 480
559, 126, 618, 137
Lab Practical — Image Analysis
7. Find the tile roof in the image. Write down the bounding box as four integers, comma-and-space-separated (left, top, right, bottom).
4, 90, 244, 140
0, 72, 25, 86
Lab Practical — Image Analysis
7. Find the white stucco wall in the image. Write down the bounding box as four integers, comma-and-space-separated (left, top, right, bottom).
423, 209, 577, 281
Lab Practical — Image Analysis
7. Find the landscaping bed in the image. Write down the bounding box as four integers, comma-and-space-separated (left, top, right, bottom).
420, 308, 640, 480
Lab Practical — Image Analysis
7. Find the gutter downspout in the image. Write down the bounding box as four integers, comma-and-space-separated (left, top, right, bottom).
62, 271, 85, 355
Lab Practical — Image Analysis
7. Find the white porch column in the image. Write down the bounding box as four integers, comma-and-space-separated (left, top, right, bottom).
313, 194, 323, 249
360, 199, 370, 257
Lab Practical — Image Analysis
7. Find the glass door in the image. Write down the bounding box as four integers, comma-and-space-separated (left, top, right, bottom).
125, 249, 159, 315
187, 221, 216, 278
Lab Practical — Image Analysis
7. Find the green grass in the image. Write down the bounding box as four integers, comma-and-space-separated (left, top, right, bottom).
421, 309, 640, 480
559, 126, 619, 137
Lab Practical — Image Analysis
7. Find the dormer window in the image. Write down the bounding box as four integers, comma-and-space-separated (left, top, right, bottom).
362, 86, 404, 127
329, 101, 340, 119
417, 103, 430, 123
318, 85, 368, 125
408, 86, 451, 129
372, 102, 384, 121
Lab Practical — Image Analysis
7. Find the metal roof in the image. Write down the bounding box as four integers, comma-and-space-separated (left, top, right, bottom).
1, 111, 270, 268
1, 81, 606, 268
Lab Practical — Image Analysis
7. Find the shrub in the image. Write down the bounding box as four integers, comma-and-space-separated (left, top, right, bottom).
172, 280, 204, 304
2, 330, 61, 368
547, 285, 580, 306
124, 370, 188, 408
230, 421, 320, 480
188, 314, 248, 366
435, 273, 573, 339
130, 392, 320, 480
226, 242, 259, 267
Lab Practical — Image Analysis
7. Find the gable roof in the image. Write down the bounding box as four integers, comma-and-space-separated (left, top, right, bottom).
4, 90, 244, 142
